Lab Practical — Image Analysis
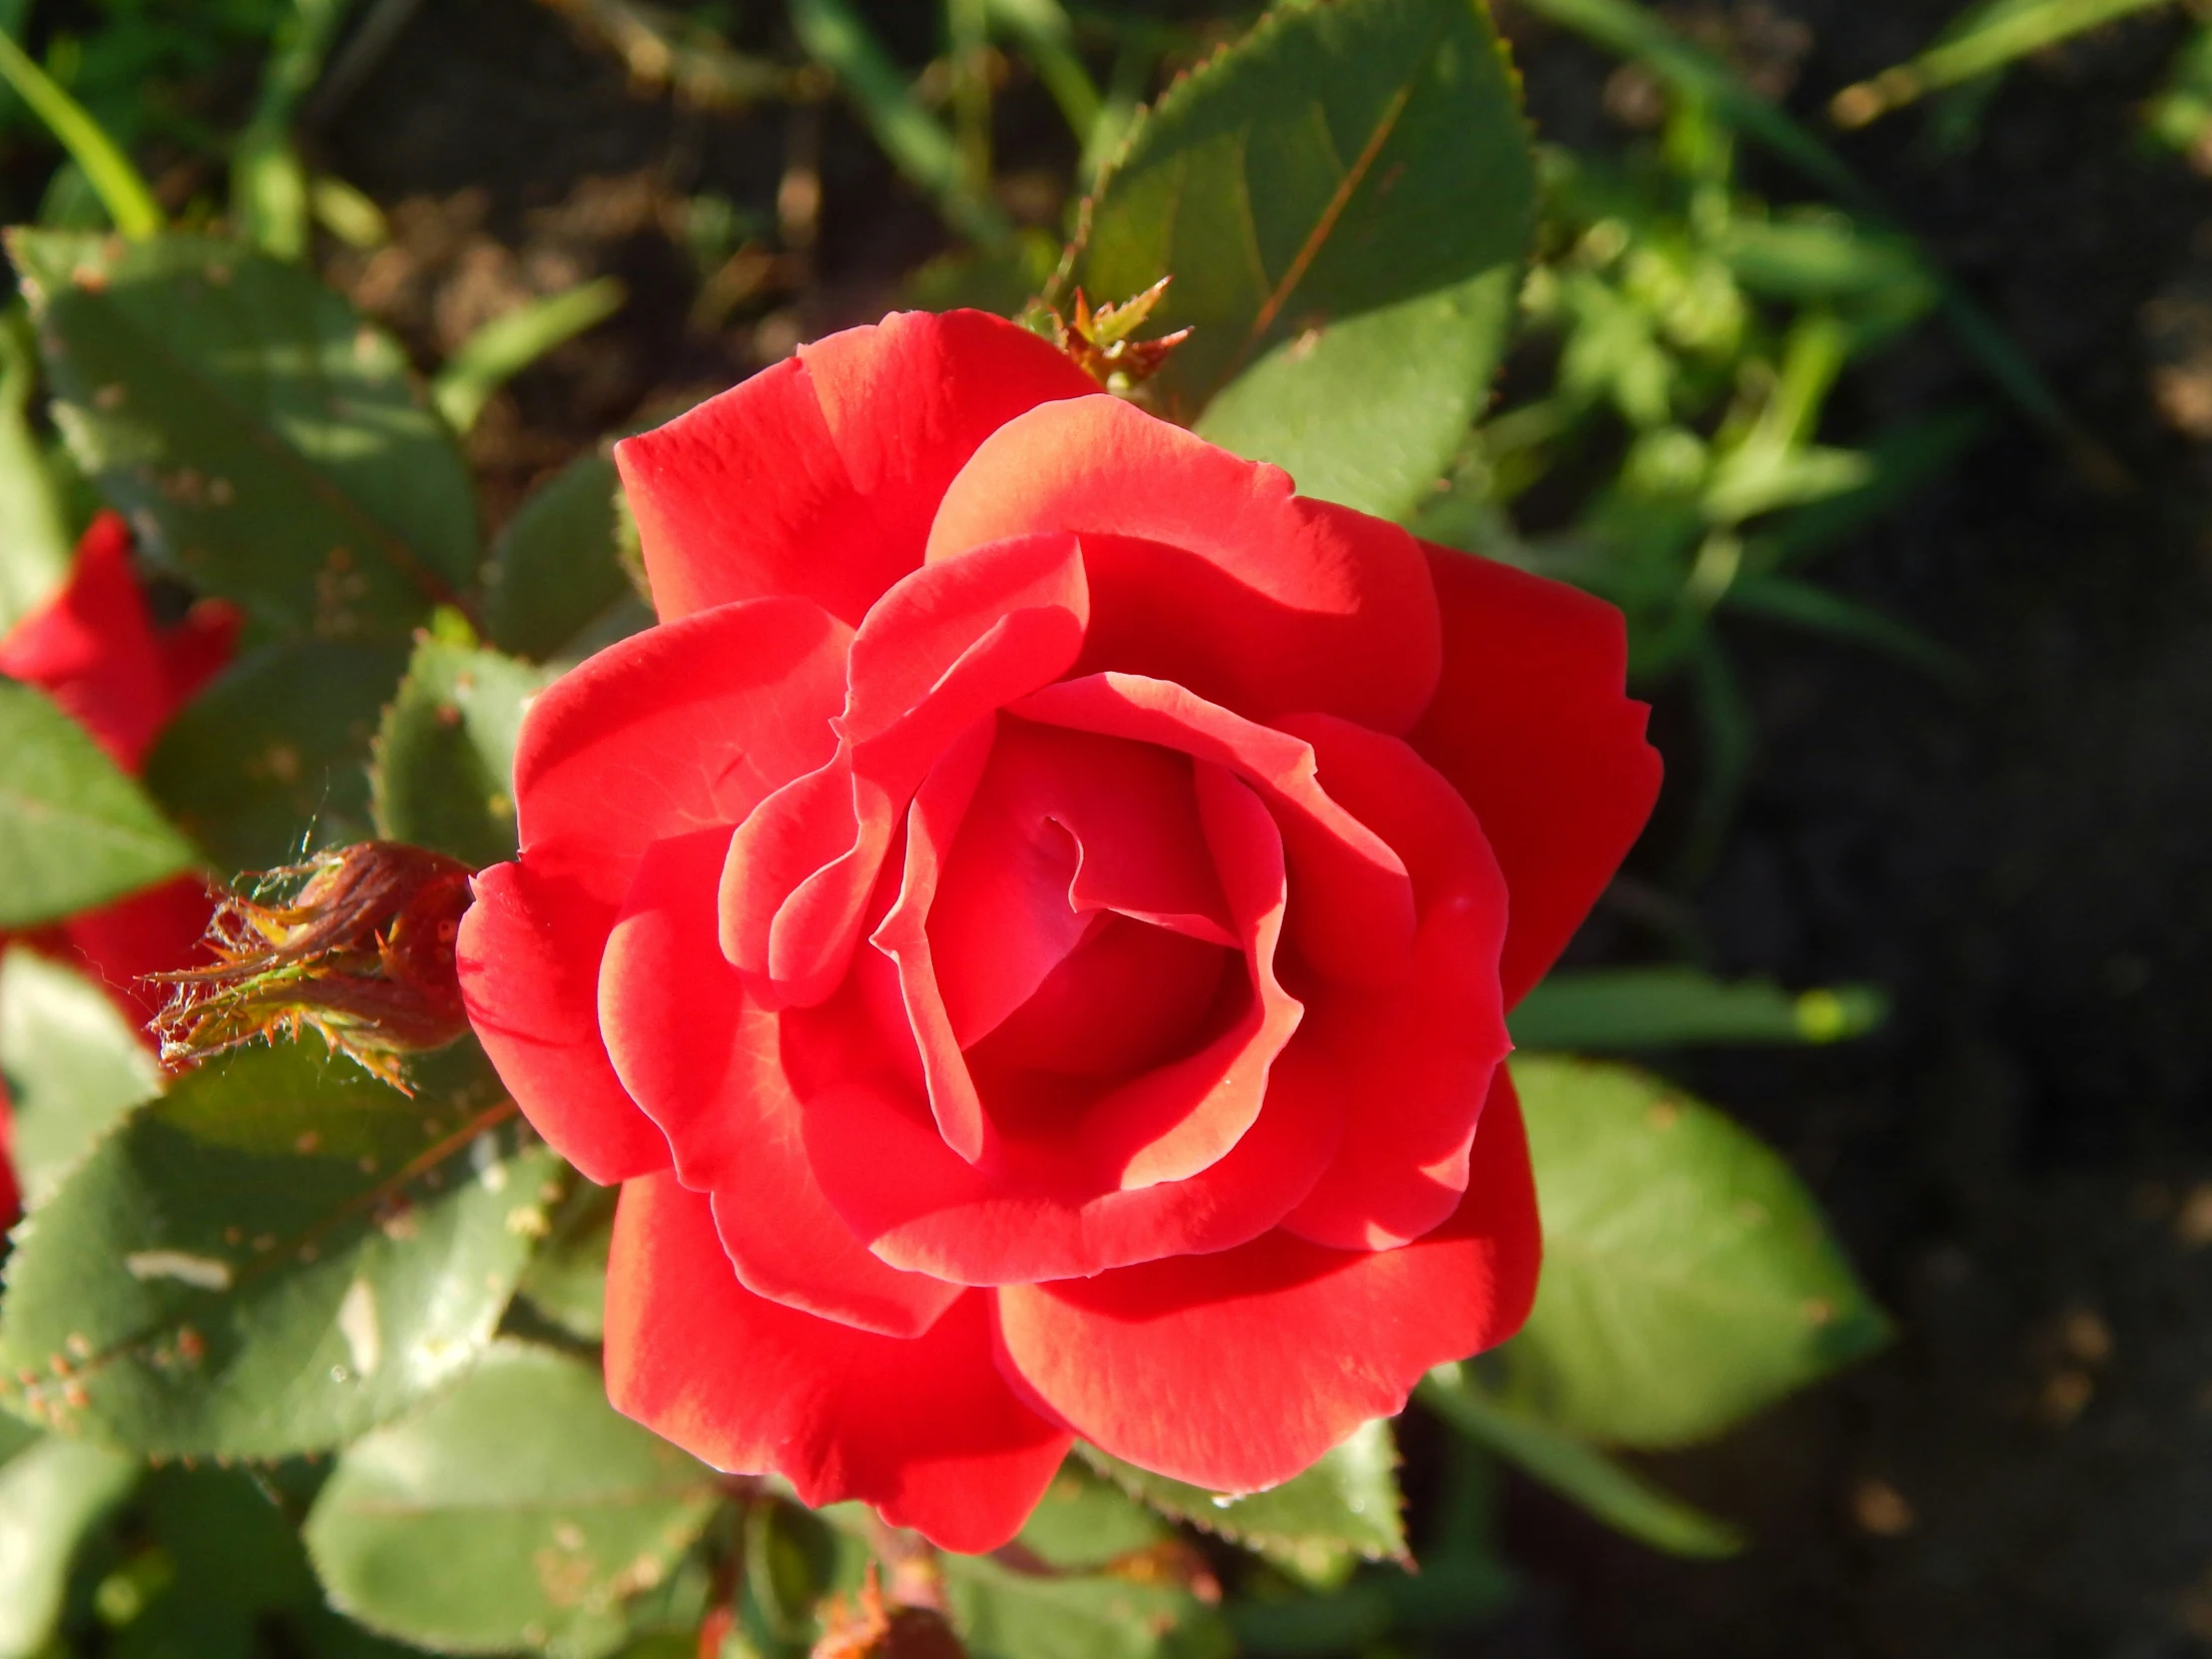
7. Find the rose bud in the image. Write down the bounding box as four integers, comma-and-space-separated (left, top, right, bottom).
455, 308, 1662, 1551
153, 840, 472, 1091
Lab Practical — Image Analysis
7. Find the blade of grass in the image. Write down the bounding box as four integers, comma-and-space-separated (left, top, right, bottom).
1831, 0, 2172, 128
789, 0, 1010, 243
1513, 0, 2129, 491
948, 0, 993, 199
1420, 1368, 1743, 1559
987, 0, 1103, 147
1726, 572, 1974, 685
235, 0, 365, 259
1671, 631, 1754, 887
431, 277, 627, 435
0, 28, 161, 239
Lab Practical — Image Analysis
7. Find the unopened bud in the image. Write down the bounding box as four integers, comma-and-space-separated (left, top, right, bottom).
153, 841, 472, 1093
1047, 277, 1191, 395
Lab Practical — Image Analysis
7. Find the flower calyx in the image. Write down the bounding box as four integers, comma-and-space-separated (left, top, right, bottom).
1048, 276, 1191, 395
152, 840, 474, 1093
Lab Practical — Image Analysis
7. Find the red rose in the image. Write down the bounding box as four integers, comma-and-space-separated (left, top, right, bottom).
457, 310, 1660, 1550
0, 510, 240, 1220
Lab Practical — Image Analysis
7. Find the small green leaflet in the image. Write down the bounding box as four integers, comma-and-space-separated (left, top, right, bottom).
304, 1343, 722, 1658
0, 1039, 560, 1459
1080, 1418, 1405, 1584
482, 451, 635, 662
0, 679, 197, 929
370, 635, 550, 869
0, 947, 163, 1210
1503, 1055, 1889, 1447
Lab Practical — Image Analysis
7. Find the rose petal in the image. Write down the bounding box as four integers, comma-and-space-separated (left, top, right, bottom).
1409, 547, 1662, 1006
925, 395, 1440, 732
803, 769, 1326, 1285
0, 1076, 17, 1228
930, 720, 1236, 1051
616, 310, 1096, 626
458, 861, 672, 1183
1013, 673, 1413, 985
463, 595, 850, 1182
721, 533, 1089, 1007
606, 1173, 1070, 1553
870, 720, 1001, 1162
994, 1069, 1539, 1493
599, 827, 959, 1338
1271, 715, 1511, 1251
513, 595, 852, 902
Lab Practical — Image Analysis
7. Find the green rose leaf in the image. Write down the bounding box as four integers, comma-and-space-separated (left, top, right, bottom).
1080, 1418, 1405, 1585
1504, 1055, 1890, 1447
0, 1039, 561, 1459
1016, 1461, 1174, 1572
0, 679, 198, 929
0, 946, 163, 1210
303, 1342, 722, 1658
369, 636, 550, 868
1069, 0, 1535, 519
10, 230, 478, 637
0, 1431, 139, 1659
144, 638, 408, 872
482, 451, 637, 663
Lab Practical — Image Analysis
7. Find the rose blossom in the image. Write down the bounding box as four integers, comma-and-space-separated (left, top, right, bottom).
458, 309, 1660, 1550
0, 511, 238, 1220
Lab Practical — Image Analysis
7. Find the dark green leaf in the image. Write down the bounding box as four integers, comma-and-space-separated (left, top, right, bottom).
303, 1343, 722, 1658
1070, 0, 1535, 519
0, 679, 197, 928
0, 1039, 561, 1458
1079, 1418, 1404, 1585
1504, 1055, 1889, 1447
1508, 966, 1888, 1051
0, 947, 163, 1209
11, 231, 478, 637
144, 1464, 321, 1614
483, 452, 634, 662
1419, 1367, 1741, 1557
0, 1433, 139, 1658
144, 638, 408, 873
369, 637, 549, 868
1016, 1462, 1171, 1572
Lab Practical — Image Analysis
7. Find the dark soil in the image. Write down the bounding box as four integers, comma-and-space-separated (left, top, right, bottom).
316, 2, 2212, 1653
